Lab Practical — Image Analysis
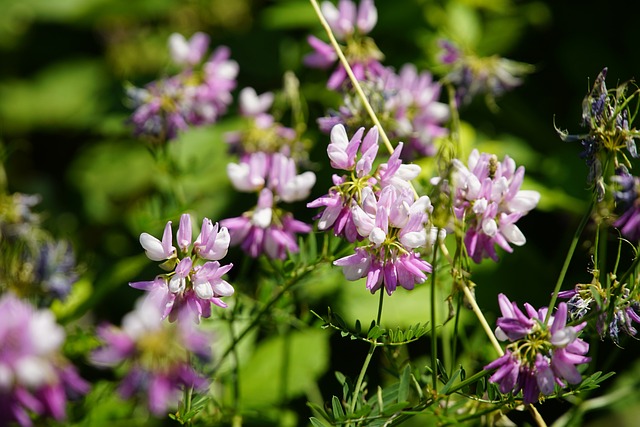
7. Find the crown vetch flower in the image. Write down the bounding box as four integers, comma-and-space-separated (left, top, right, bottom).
305, 0, 384, 89
127, 33, 238, 142
612, 165, 640, 241
452, 149, 539, 263
91, 298, 210, 416
0, 294, 89, 427
130, 214, 234, 322
485, 294, 590, 404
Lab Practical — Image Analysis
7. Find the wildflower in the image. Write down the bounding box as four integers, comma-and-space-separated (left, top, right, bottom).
556, 68, 640, 200
0, 293, 89, 426
485, 294, 590, 404
305, 0, 385, 89
91, 298, 210, 416
318, 64, 450, 159
130, 214, 234, 321
127, 33, 238, 142
437, 39, 533, 108
310, 124, 434, 294
452, 149, 539, 263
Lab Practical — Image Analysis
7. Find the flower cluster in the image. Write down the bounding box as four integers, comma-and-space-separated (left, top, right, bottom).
221, 87, 316, 259
556, 68, 640, 200
437, 39, 533, 108
127, 32, 238, 142
309, 124, 434, 295
485, 294, 590, 405
318, 64, 450, 159
305, 0, 384, 89
91, 298, 210, 416
611, 165, 640, 240
452, 149, 540, 263
0, 293, 89, 427
130, 213, 234, 321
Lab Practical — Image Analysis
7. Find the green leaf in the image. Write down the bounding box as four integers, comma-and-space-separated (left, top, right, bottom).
440, 369, 461, 395
237, 328, 330, 407
309, 417, 329, 427
332, 395, 345, 420
397, 365, 412, 403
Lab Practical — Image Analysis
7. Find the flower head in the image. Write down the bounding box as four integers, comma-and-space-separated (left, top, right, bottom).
91, 298, 210, 416
452, 149, 539, 263
127, 34, 238, 142
485, 294, 590, 404
130, 214, 234, 322
0, 294, 89, 426
318, 64, 449, 159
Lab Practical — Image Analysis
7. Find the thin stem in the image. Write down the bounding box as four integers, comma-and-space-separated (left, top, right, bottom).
430, 240, 439, 392
545, 198, 594, 324
377, 288, 384, 326
349, 343, 376, 418
439, 241, 503, 356
460, 283, 503, 357
308, 0, 393, 156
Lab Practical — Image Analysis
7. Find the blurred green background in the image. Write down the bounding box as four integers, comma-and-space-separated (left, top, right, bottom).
2, 0, 640, 425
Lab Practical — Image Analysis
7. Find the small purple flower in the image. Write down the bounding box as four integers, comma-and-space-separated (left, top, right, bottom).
0, 294, 89, 426
452, 149, 539, 263
221, 188, 312, 260
130, 214, 234, 322
91, 298, 210, 416
485, 294, 590, 404
168, 32, 210, 67
612, 166, 640, 241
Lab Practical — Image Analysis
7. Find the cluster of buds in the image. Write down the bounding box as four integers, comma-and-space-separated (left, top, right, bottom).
305, 0, 384, 89
559, 274, 640, 345
0, 192, 78, 303
130, 213, 234, 322
127, 32, 238, 142
485, 294, 590, 404
556, 68, 640, 201
0, 294, 89, 426
318, 64, 450, 159
91, 298, 211, 416
309, 124, 435, 295
221, 88, 316, 259
452, 149, 540, 263
437, 39, 533, 108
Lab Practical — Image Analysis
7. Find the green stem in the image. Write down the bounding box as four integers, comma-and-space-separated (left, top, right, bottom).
430, 241, 439, 392
349, 343, 376, 419
211, 261, 326, 373
545, 198, 594, 324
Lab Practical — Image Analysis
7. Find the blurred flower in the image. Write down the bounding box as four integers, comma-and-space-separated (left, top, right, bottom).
130, 214, 234, 322
452, 149, 539, 263
485, 294, 590, 404
0, 293, 89, 426
556, 68, 640, 201
437, 39, 533, 108
318, 64, 449, 159
91, 298, 210, 416
0, 192, 79, 303
612, 165, 640, 240
127, 32, 238, 142
222, 151, 315, 259
305, 0, 385, 89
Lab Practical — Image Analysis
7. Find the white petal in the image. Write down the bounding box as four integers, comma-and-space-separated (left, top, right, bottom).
211, 280, 234, 297
369, 227, 386, 246
194, 281, 214, 299
252, 207, 273, 228
400, 230, 427, 249
508, 190, 541, 213
501, 223, 526, 246
139, 233, 166, 261
482, 219, 497, 236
